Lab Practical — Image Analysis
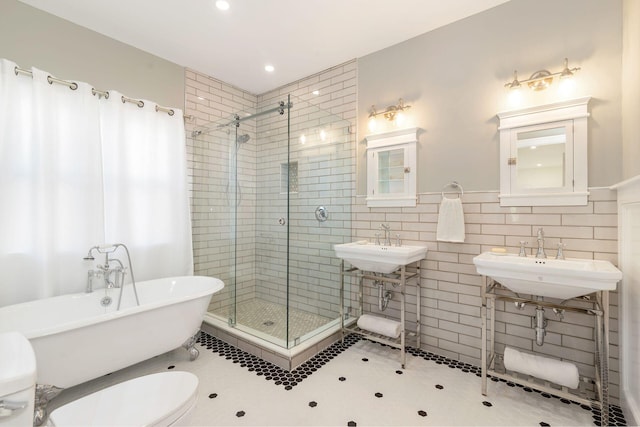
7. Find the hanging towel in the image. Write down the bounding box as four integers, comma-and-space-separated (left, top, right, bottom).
436, 197, 466, 242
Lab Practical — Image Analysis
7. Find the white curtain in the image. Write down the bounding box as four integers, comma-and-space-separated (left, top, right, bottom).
0, 59, 193, 307
99, 92, 193, 281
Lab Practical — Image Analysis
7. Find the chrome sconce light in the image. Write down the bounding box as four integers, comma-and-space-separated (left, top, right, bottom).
505, 58, 580, 91
368, 98, 411, 131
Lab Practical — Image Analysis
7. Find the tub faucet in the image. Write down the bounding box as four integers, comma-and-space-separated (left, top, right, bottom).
97, 257, 125, 289
83, 243, 140, 309
535, 228, 547, 259
380, 223, 391, 246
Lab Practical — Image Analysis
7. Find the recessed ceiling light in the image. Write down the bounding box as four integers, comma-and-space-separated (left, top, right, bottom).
264, 64, 275, 73
215, 1, 230, 11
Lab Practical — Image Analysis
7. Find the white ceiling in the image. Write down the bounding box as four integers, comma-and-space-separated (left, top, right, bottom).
19, 0, 510, 95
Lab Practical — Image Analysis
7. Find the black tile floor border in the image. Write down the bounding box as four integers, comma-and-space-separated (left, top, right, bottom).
197, 331, 627, 426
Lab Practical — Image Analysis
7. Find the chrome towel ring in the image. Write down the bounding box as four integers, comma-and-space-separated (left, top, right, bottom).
441, 181, 464, 199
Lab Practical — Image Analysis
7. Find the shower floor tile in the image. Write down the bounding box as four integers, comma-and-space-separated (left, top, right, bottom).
211, 298, 333, 341
48, 332, 626, 426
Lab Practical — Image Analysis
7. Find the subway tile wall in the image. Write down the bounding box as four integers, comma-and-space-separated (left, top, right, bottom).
351, 188, 620, 402
184, 69, 259, 313
253, 62, 357, 320
184, 61, 357, 329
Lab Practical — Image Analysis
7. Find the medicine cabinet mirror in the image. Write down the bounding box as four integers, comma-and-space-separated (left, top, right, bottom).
497, 97, 590, 206
365, 127, 419, 207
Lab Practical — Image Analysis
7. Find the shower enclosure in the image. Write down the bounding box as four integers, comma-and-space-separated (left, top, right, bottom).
188, 94, 353, 350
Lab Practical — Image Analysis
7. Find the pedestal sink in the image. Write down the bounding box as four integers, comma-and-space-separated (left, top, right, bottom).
473, 252, 622, 300
334, 241, 428, 274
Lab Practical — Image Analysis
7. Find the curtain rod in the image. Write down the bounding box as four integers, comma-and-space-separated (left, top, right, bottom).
13, 65, 183, 119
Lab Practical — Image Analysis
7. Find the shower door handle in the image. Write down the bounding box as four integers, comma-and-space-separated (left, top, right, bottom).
278, 217, 286, 226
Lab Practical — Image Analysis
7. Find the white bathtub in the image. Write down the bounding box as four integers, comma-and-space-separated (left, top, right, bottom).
0, 275, 223, 389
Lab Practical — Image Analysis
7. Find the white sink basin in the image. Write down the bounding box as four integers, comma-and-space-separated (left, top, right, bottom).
334, 241, 428, 274
473, 252, 622, 300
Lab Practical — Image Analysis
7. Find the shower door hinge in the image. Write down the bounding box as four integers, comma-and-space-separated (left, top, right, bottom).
508, 157, 517, 165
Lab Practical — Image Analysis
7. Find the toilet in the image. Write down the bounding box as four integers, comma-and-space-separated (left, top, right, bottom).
48, 371, 199, 426
0, 332, 37, 427
0, 331, 198, 427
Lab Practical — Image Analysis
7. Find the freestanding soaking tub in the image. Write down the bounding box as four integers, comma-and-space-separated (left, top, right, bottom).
0, 275, 223, 424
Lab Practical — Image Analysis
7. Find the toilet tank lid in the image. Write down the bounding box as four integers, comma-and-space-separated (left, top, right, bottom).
0, 332, 37, 396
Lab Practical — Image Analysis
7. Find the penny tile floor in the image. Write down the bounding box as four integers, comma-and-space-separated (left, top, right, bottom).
48, 332, 627, 426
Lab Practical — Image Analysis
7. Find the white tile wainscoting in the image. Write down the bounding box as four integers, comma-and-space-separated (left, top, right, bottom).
352, 187, 621, 403
614, 174, 640, 425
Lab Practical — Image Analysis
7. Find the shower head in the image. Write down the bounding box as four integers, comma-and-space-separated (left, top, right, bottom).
236, 134, 250, 144
83, 247, 96, 261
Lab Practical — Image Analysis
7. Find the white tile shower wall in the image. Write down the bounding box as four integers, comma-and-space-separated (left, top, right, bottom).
184, 69, 259, 313
352, 188, 621, 402
185, 61, 357, 330
253, 61, 357, 325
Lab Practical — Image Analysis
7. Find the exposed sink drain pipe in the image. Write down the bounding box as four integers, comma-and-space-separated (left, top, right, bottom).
514, 300, 547, 346
374, 275, 392, 311
534, 306, 547, 346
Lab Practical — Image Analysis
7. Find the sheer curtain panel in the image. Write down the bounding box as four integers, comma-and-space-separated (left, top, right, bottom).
99, 92, 193, 281
0, 59, 193, 307
0, 59, 104, 305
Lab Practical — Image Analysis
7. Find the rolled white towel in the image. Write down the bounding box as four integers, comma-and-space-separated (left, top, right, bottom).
357, 314, 402, 339
503, 347, 580, 389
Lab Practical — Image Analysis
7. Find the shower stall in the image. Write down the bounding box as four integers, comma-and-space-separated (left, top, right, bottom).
188, 94, 354, 358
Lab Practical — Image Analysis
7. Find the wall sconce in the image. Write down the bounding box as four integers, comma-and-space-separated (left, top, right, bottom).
504, 58, 580, 91
368, 98, 411, 131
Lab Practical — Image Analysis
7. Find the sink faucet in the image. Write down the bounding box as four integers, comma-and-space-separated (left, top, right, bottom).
380, 223, 391, 246
535, 228, 547, 259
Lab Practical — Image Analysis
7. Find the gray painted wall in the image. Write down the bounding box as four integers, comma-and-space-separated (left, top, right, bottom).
357, 0, 623, 194
0, 0, 184, 109
622, 0, 640, 180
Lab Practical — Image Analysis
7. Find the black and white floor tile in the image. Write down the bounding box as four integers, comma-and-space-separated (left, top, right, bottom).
51, 331, 627, 426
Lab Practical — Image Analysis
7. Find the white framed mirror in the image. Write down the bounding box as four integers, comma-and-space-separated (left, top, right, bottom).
497, 97, 590, 206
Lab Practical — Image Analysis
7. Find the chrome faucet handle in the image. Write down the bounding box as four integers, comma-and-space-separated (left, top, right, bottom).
375, 232, 381, 246
518, 241, 528, 257
535, 227, 547, 259
556, 242, 566, 260
395, 234, 402, 247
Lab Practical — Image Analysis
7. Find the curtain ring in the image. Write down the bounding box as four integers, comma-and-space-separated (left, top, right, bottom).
121, 95, 144, 108
155, 105, 175, 116
47, 75, 78, 90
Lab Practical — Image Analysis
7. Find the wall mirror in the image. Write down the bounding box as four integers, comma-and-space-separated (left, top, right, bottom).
497, 97, 590, 206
